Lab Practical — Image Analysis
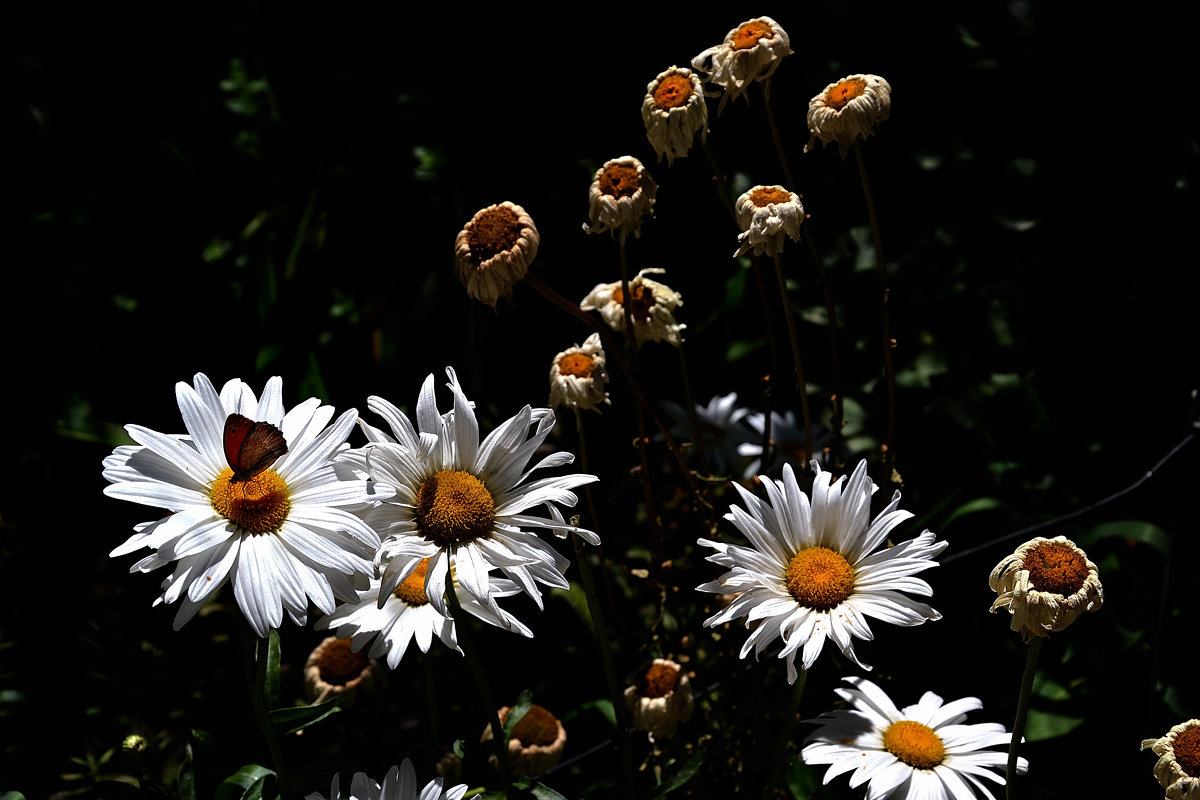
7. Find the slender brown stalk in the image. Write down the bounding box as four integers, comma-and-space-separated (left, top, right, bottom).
772, 252, 814, 467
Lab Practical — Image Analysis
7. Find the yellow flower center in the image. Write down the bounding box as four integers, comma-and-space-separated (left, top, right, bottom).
392, 558, 432, 606
784, 547, 855, 609
1025, 542, 1089, 596
826, 77, 868, 111
749, 186, 793, 207
316, 637, 370, 685
638, 662, 682, 698
732, 20, 774, 50
1174, 724, 1200, 777
210, 467, 291, 534
611, 281, 656, 321
653, 74, 694, 110
558, 352, 597, 378
415, 469, 495, 545
883, 720, 945, 770
505, 705, 559, 747
467, 206, 522, 265
598, 164, 641, 199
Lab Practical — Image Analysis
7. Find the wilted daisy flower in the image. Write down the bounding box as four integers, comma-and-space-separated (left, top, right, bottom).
1144, 721, 1200, 800
642, 65, 708, 166
691, 16, 792, 112
624, 658, 694, 740
582, 156, 657, 242
306, 758, 467, 800
988, 536, 1103, 642
805, 73, 893, 157
454, 201, 539, 309
662, 392, 753, 476
802, 676, 1027, 800
549, 332, 611, 413
104, 373, 385, 637
481, 704, 568, 777
734, 185, 805, 258
303, 635, 384, 707
580, 267, 685, 347
315, 558, 532, 669
697, 460, 946, 683
339, 369, 598, 620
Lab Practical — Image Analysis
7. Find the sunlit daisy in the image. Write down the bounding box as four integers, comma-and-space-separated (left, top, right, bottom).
339, 368, 598, 620
691, 16, 792, 112
624, 658, 694, 740
580, 267, 685, 347
454, 201, 539, 309
481, 703, 568, 777
306, 758, 468, 800
303, 635, 384, 707
582, 156, 657, 242
734, 185, 805, 258
642, 65, 708, 166
802, 676, 1027, 800
1143, 720, 1200, 800
988, 536, 1103, 642
697, 460, 946, 683
315, 557, 532, 669
103, 373, 386, 637
548, 332, 611, 413
805, 73, 892, 157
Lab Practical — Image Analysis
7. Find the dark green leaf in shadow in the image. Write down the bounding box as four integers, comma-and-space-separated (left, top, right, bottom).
646, 748, 704, 798
1080, 520, 1169, 555
269, 699, 343, 736
215, 764, 278, 800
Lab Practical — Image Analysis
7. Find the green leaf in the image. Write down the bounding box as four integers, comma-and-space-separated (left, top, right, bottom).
940, 496, 1005, 529
262, 630, 281, 709
528, 782, 569, 800
1024, 708, 1084, 741
503, 691, 534, 740
269, 699, 343, 736
1080, 520, 1169, 555
215, 765, 278, 800
785, 753, 820, 799
647, 749, 704, 798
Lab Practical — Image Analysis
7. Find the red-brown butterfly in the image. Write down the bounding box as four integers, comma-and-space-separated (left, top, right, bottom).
223, 413, 289, 482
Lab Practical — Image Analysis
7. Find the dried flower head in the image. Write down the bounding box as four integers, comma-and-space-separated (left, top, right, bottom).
481, 704, 567, 777
1143, 720, 1200, 799
691, 17, 792, 112
989, 536, 1103, 642
549, 332, 611, 412
734, 185, 805, 257
583, 156, 657, 242
805, 73, 892, 157
580, 267, 685, 347
454, 201, 539, 309
642, 66, 708, 166
624, 658, 694, 740
303, 636, 384, 707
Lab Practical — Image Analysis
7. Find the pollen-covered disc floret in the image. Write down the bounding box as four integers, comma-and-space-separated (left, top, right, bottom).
549, 332, 611, 413
642, 66, 708, 166
580, 267, 685, 348
802, 676, 1027, 800
691, 16, 793, 112
583, 156, 657, 242
734, 185, 805, 257
988, 535, 1103, 642
1143, 720, 1200, 799
339, 368, 599, 622
305, 757, 468, 800
454, 201, 539, 309
103, 373, 386, 637
696, 459, 946, 683
805, 73, 892, 157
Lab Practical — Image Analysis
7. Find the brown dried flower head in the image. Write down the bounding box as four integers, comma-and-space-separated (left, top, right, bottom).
988, 536, 1103, 642
454, 201, 539, 309
583, 156, 657, 242
642, 66, 708, 166
691, 17, 792, 112
734, 185, 805, 257
303, 636, 384, 707
1143, 720, 1200, 799
805, 73, 892, 157
624, 658, 694, 740
580, 267, 685, 348
481, 704, 567, 777
549, 332, 611, 413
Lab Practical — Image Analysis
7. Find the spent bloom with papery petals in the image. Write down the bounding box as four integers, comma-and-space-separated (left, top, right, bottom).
580, 267, 685, 347
691, 16, 792, 112
103, 373, 386, 637
582, 156, 656, 242
549, 332, 611, 413
303, 635, 384, 707
481, 704, 567, 777
454, 201, 539, 309
988, 536, 1103, 642
805, 73, 892, 157
802, 676, 1027, 800
624, 658, 694, 740
642, 65, 708, 166
734, 185, 805, 257
1144, 720, 1200, 799
697, 460, 946, 683
306, 758, 467, 800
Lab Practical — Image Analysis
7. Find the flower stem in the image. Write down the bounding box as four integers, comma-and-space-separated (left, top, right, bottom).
764, 666, 807, 798
762, 79, 795, 190
246, 626, 290, 798
772, 252, 814, 468
1006, 636, 1042, 800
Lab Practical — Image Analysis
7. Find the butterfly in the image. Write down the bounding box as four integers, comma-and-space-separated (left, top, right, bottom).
223, 413, 289, 482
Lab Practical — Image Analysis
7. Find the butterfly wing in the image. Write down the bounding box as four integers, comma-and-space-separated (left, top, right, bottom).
224, 413, 289, 480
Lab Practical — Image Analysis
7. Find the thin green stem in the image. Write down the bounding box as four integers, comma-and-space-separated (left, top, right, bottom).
772, 252, 814, 468
764, 667, 807, 798
803, 223, 845, 466
248, 629, 290, 798
762, 79, 795, 190
749, 260, 777, 473
1006, 637, 1042, 800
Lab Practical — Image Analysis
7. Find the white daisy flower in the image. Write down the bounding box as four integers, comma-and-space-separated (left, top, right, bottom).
662, 392, 753, 477
737, 409, 832, 478
802, 676, 1027, 800
315, 556, 532, 669
340, 368, 599, 619
580, 267, 686, 348
103, 373, 386, 637
306, 758, 468, 800
696, 460, 946, 683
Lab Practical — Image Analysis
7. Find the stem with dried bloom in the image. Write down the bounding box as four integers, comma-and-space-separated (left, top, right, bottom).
762, 79, 795, 190
1006, 637, 1041, 800
772, 252, 814, 467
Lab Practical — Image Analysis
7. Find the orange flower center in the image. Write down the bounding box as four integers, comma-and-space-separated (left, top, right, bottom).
210, 467, 291, 534
558, 352, 596, 378
467, 206, 522, 265
598, 164, 641, 199
653, 74, 694, 110
393, 558, 432, 606
1025, 542, 1089, 596
317, 638, 370, 685
505, 705, 560, 747
415, 469, 495, 545
638, 662, 682, 698
732, 20, 774, 50
883, 720, 945, 770
784, 547, 855, 609
611, 281, 656, 321
749, 186, 793, 207
1174, 724, 1200, 777
826, 77, 868, 111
